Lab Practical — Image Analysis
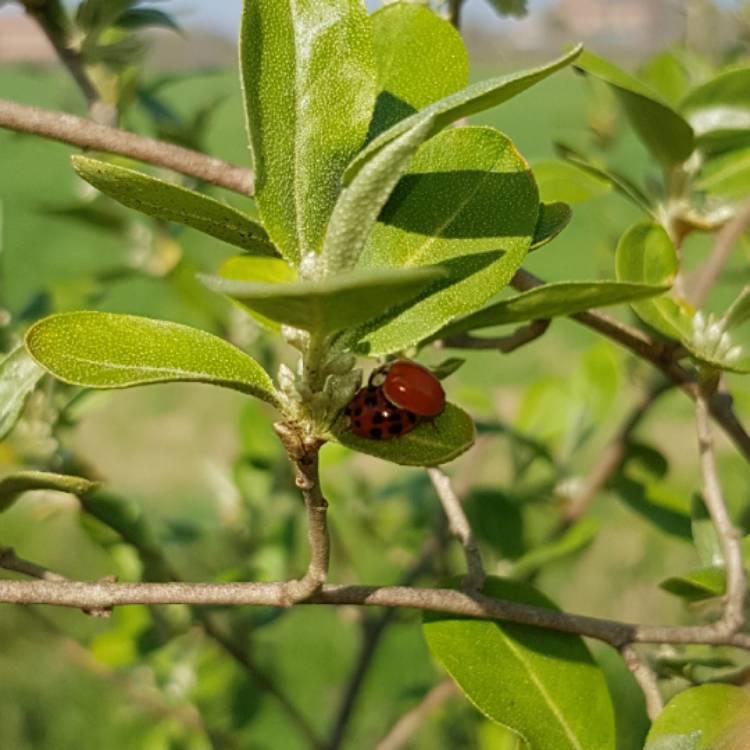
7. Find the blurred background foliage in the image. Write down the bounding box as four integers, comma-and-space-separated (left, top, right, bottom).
1, 0, 750, 748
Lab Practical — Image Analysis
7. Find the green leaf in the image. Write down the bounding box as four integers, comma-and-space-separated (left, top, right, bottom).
485, 0, 528, 18
722, 286, 750, 331
0, 470, 97, 513
25, 312, 278, 405
353, 127, 539, 355
574, 50, 695, 166
434, 281, 668, 340
555, 143, 654, 215
640, 52, 692, 107
532, 160, 611, 205
530, 202, 572, 250
332, 402, 474, 466
369, 2, 468, 137
615, 222, 690, 340
240, 0, 377, 263
116, 7, 180, 32
511, 519, 599, 578
659, 566, 726, 602
646, 684, 750, 750
321, 115, 437, 275
681, 68, 750, 153
423, 576, 616, 750
346, 45, 582, 183
72, 157, 276, 256
218, 255, 297, 332
691, 494, 723, 567
201, 265, 445, 335
0, 346, 45, 441
697, 146, 750, 200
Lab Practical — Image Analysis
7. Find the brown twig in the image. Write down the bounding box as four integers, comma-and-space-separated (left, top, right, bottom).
0, 545, 111, 618
511, 268, 750, 462
620, 645, 663, 720
3, 578, 750, 650
695, 388, 746, 634
427, 468, 485, 591
441, 319, 551, 352
690, 200, 750, 308
275, 423, 330, 604
374, 680, 458, 750
0, 100, 254, 194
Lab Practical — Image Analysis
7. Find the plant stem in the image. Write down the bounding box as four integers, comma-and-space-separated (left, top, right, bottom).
620, 645, 663, 720
695, 388, 747, 634
274, 423, 330, 603
427, 468, 485, 591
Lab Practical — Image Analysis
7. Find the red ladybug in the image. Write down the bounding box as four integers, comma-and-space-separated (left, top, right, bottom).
382, 360, 446, 418
344, 384, 418, 441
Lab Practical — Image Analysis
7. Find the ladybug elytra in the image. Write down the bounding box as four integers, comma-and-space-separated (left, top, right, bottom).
344, 361, 445, 441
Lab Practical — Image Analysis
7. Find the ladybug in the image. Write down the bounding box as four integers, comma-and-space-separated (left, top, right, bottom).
344, 384, 418, 441
344, 361, 445, 441
381, 360, 446, 418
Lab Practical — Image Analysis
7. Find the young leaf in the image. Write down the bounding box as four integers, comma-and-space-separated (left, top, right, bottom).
645, 684, 750, 750
530, 202, 572, 251
532, 160, 611, 205
423, 576, 616, 750
697, 147, 750, 200
218, 256, 297, 332
346, 45, 582, 182
72, 157, 276, 256
681, 68, 750, 153
615, 222, 690, 340
240, 0, 377, 263
574, 50, 694, 166
353, 127, 539, 355
0, 346, 45, 441
25, 312, 278, 405
722, 287, 750, 331
332, 402, 474, 467
0, 471, 97, 514
433, 281, 668, 340
485, 0, 528, 18
555, 143, 654, 215
659, 566, 726, 602
201, 266, 445, 335
320, 115, 437, 276
369, 3, 468, 138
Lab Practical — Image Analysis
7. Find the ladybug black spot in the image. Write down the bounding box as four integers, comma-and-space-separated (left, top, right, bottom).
353, 419, 362, 428
373, 412, 385, 424
365, 397, 377, 407
388, 423, 403, 435
369, 427, 383, 439
354, 407, 363, 417
407, 412, 417, 424
387, 411, 402, 422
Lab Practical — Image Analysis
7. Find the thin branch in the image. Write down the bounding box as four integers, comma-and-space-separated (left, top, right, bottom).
275, 423, 330, 604
0, 100, 254, 195
3, 578, 750, 650
696, 388, 747, 634
427, 468, 485, 591
690, 200, 750, 308
20, 0, 102, 114
620, 645, 663, 720
375, 680, 458, 750
0, 545, 111, 618
560, 381, 673, 527
511, 268, 750, 463
441, 319, 551, 353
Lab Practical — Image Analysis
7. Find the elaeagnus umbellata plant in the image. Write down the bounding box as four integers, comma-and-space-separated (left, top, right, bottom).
3, 1, 750, 748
